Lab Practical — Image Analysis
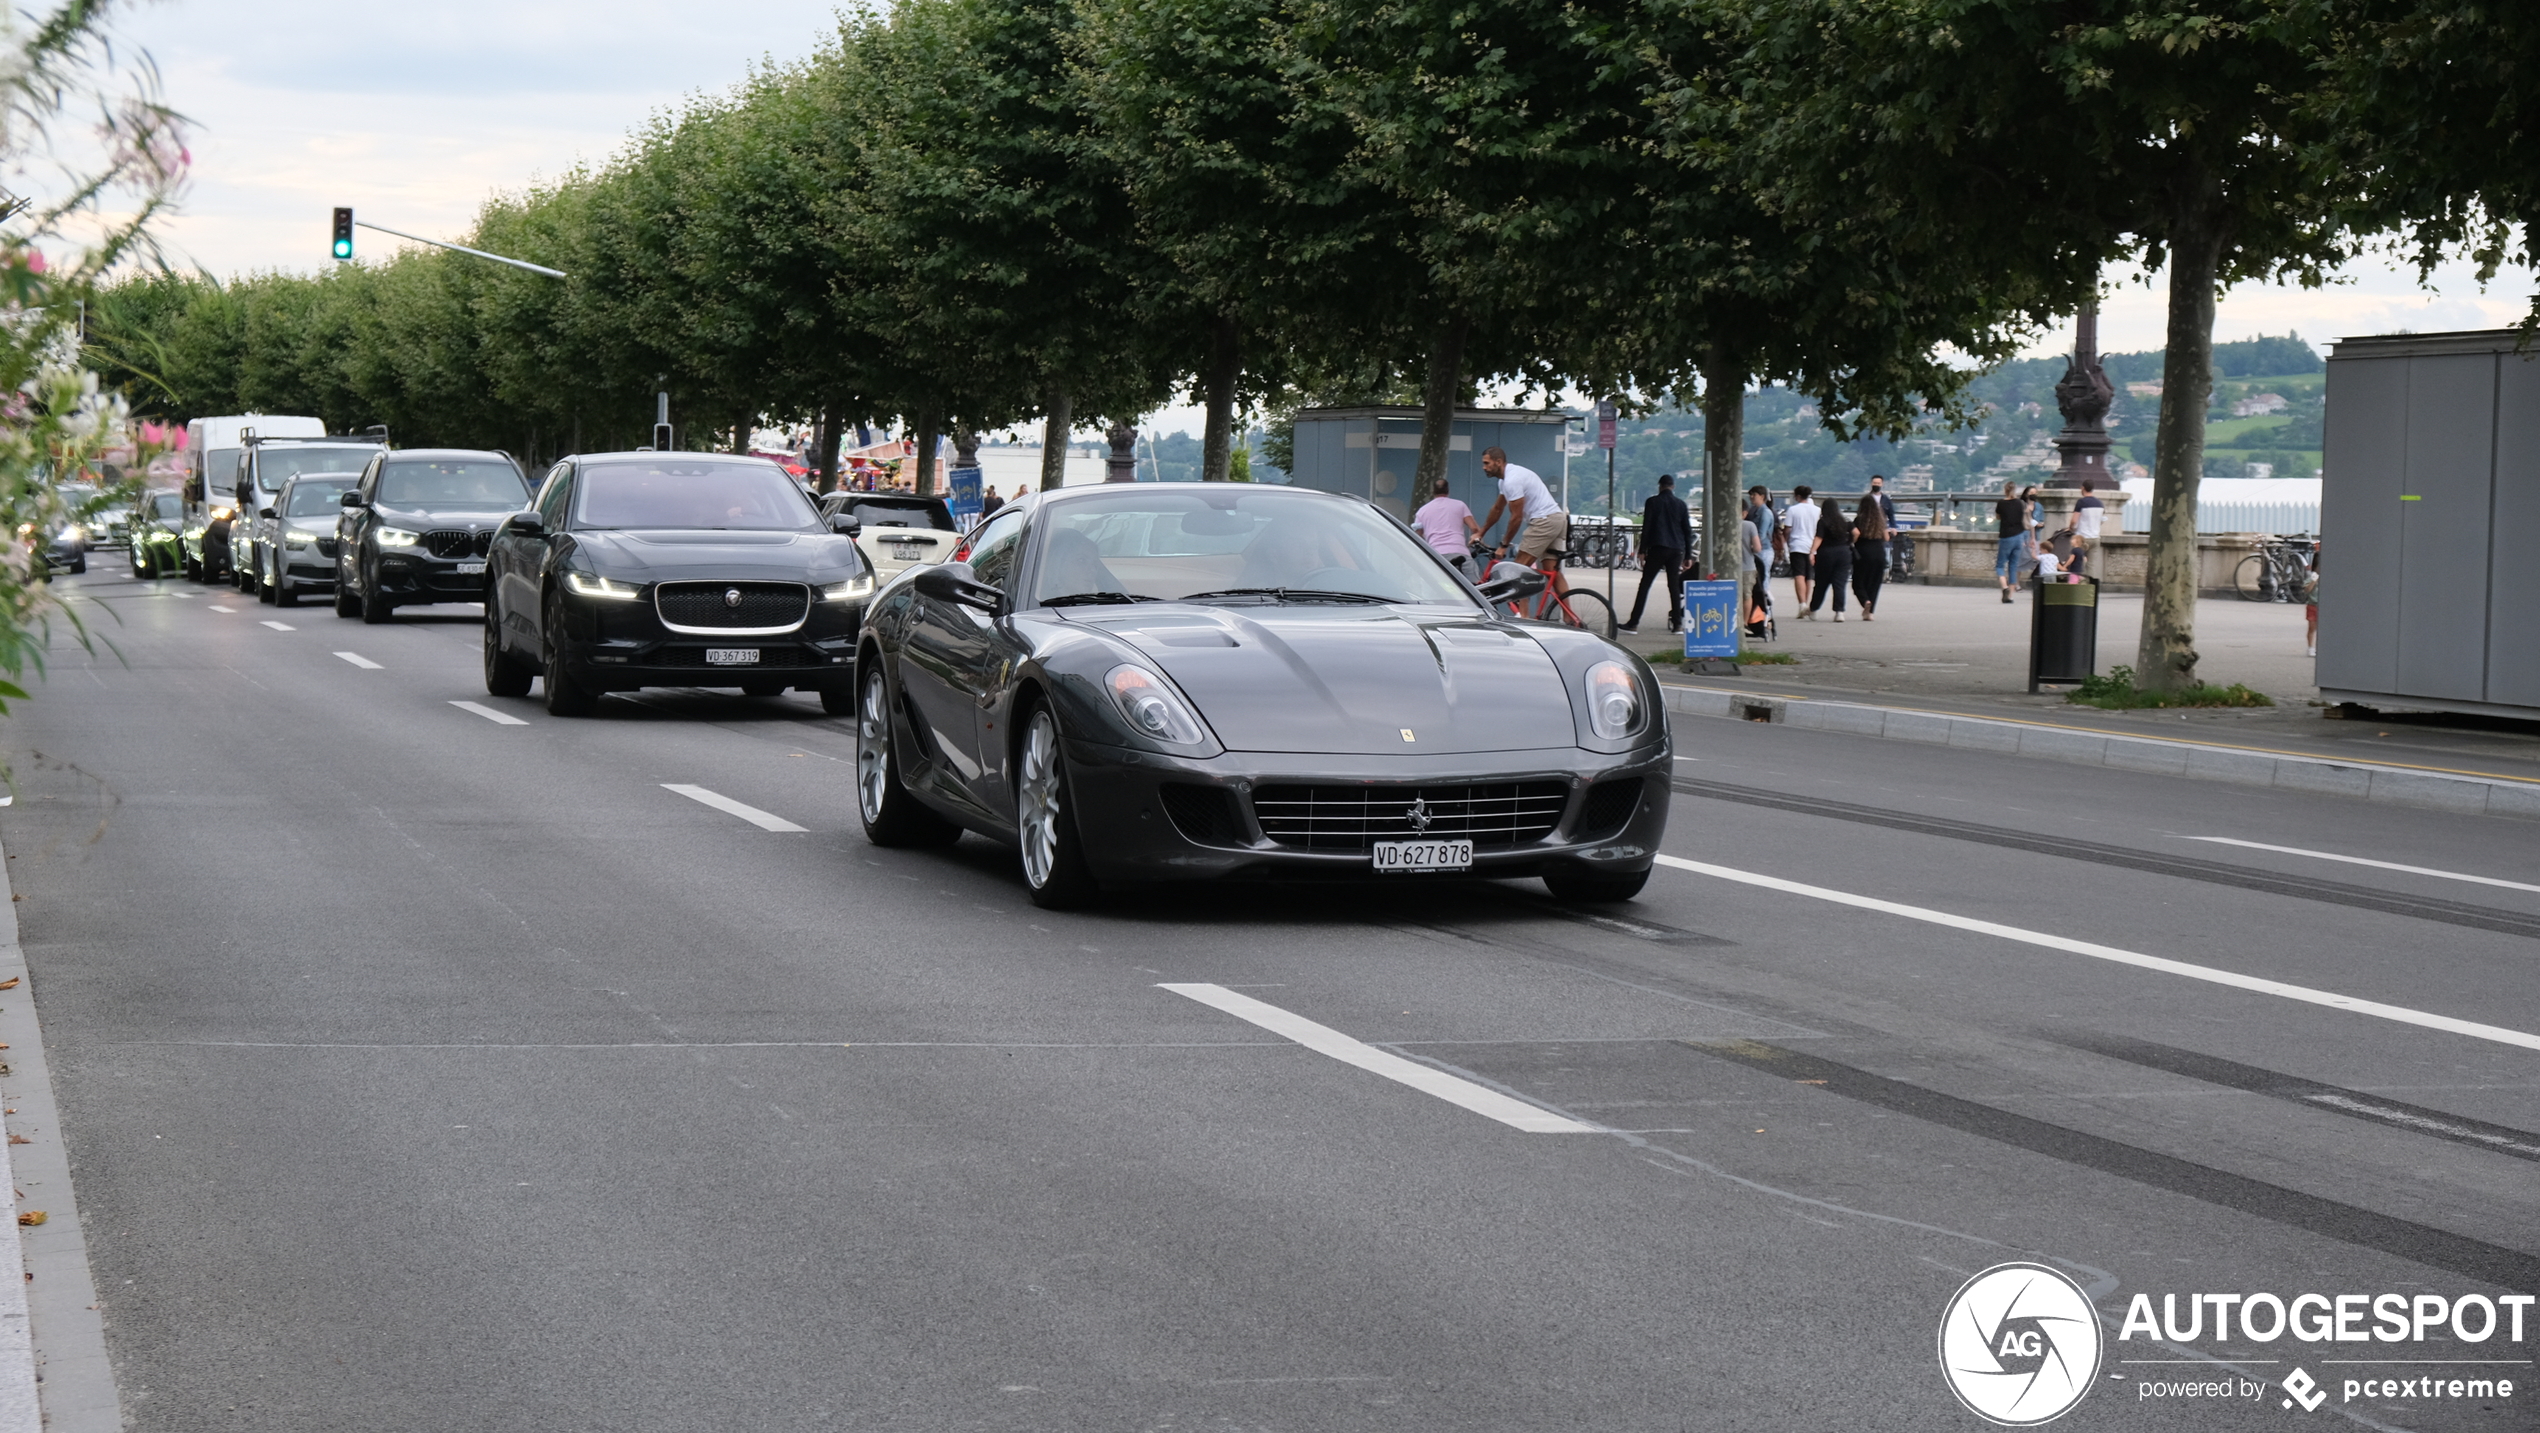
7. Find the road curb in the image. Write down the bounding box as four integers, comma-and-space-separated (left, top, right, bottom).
0, 835, 121, 1432
1660, 683, 2540, 822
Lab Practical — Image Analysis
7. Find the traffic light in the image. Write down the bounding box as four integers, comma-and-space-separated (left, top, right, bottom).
331, 208, 354, 261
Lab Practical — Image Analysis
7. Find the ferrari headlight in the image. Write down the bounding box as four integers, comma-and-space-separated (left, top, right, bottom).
1584, 660, 1643, 739
1105, 664, 1207, 746
819, 575, 874, 601
374, 527, 420, 547
562, 570, 641, 600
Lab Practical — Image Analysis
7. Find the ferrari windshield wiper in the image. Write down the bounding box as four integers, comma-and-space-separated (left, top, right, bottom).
1182, 587, 1392, 605
1041, 591, 1161, 607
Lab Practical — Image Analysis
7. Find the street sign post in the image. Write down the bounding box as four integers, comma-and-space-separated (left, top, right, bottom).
1597, 399, 1619, 609
948, 466, 984, 528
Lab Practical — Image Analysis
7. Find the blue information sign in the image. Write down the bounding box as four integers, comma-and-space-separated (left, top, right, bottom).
947, 465, 984, 528
1681, 580, 1741, 660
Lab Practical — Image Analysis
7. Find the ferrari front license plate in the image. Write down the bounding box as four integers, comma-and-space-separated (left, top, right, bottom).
455, 560, 487, 575
705, 648, 760, 666
1372, 839, 1473, 873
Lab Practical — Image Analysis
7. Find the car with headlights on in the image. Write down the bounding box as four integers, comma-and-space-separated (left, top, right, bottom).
850, 483, 1670, 909
225, 434, 388, 596
335, 450, 531, 622
129, 490, 184, 577
253, 473, 362, 606
816, 490, 960, 584
482, 452, 875, 716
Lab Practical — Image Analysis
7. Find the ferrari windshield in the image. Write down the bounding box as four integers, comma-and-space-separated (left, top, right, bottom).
1029, 487, 1472, 607
378, 460, 528, 508
576, 459, 821, 531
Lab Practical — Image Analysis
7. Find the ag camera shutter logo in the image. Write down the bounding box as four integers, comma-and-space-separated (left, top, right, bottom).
1938, 1263, 2103, 1425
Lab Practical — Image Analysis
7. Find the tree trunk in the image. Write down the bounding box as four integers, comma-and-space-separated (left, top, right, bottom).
1412, 311, 1470, 512
1201, 315, 1240, 482
1039, 386, 1073, 492
910, 408, 940, 495
1105, 419, 1137, 483
1699, 345, 1747, 618
2138, 188, 2225, 691
813, 399, 843, 494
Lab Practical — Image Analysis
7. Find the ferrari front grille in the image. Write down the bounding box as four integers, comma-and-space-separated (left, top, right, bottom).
1251, 781, 1568, 852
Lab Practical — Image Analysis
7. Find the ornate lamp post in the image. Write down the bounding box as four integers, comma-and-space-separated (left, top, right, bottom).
2048, 303, 2114, 490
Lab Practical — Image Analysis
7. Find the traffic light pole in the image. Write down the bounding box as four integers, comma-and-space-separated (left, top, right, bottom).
348, 219, 566, 280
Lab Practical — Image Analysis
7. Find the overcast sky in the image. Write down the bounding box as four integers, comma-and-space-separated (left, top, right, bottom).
118, 0, 2539, 434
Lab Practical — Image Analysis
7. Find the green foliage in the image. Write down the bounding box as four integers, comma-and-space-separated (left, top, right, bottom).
2068, 664, 2274, 709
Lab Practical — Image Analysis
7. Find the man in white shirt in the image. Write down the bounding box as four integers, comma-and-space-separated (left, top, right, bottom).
1782, 483, 1819, 613
1474, 447, 1570, 596
2068, 478, 2106, 575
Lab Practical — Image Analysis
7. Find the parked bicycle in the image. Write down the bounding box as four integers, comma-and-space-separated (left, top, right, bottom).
1563, 518, 1638, 570
2233, 534, 2317, 603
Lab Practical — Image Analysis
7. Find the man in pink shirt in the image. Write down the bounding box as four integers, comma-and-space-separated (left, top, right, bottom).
1410, 478, 1482, 570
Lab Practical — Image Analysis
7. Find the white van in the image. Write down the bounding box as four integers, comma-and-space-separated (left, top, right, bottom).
184, 414, 323, 519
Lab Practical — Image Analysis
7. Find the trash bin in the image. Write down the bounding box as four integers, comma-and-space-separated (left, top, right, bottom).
2028, 573, 2098, 692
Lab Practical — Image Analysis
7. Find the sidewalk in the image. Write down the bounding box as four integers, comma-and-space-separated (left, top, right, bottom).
1577, 575, 2540, 806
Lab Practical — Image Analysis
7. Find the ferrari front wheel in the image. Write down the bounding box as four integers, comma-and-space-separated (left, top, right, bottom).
856, 665, 959, 848
1015, 705, 1099, 910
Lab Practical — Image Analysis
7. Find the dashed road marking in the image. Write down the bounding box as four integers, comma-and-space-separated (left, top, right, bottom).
449, 701, 529, 726
207, 604, 236, 613
259, 620, 295, 631
334, 652, 382, 669
1159, 983, 1596, 1132
1654, 855, 2540, 1053
2187, 836, 2540, 896
660, 784, 807, 832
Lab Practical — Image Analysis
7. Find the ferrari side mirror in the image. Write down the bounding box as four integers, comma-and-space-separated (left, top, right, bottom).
1475, 561, 1547, 605
912, 561, 1002, 614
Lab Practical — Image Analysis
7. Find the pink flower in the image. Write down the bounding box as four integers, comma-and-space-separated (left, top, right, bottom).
23, 250, 44, 275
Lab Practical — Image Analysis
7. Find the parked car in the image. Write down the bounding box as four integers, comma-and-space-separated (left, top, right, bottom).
255, 473, 362, 606
335, 450, 532, 622
816, 490, 959, 586
482, 452, 873, 715
128, 490, 185, 577
850, 483, 1670, 909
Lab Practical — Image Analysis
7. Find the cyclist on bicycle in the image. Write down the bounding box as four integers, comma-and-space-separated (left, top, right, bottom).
1474, 447, 1570, 598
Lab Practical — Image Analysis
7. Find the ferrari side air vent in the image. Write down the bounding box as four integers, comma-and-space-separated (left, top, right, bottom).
1159, 783, 1245, 846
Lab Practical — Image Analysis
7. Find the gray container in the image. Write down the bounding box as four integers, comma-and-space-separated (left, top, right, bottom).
1282, 407, 1571, 523
2319, 330, 2540, 719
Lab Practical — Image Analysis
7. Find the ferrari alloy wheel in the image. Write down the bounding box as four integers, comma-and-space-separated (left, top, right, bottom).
855, 665, 958, 848
1015, 706, 1098, 909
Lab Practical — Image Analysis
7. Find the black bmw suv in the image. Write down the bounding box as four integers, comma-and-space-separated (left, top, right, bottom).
482, 452, 873, 716
335, 449, 532, 623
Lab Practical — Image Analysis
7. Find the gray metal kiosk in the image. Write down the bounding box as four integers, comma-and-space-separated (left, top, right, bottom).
2319, 330, 2540, 720
1280, 407, 1571, 523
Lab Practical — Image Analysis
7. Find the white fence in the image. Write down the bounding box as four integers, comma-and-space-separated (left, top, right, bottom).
2117, 478, 2320, 535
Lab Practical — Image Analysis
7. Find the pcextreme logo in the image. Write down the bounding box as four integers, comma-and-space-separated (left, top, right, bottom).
1938, 1263, 2104, 1426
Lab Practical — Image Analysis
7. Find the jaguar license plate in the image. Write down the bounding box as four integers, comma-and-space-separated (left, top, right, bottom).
705, 648, 760, 666
455, 560, 486, 575
1372, 839, 1473, 873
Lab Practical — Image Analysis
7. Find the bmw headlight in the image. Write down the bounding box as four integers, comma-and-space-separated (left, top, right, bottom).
1105, 664, 1208, 746
562, 570, 642, 601
375, 527, 420, 547
1584, 659, 1643, 739
819, 575, 875, 601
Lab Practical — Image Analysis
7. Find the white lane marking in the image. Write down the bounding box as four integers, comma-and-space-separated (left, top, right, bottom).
2186, 836, 2540, 896
448, 700, 529, 726
259, 620, 295, 631
333, 652, 382, 669
1654, 855, 2540, 1054
660, 784, 807, 833
206, 604, 236, 613
1160, 983, 1596, 1132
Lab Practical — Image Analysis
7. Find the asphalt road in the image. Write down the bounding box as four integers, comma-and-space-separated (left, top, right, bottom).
2, 567, 2535, 1432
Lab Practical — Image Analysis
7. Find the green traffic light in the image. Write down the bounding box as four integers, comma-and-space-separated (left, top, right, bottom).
331, 238, 353, 260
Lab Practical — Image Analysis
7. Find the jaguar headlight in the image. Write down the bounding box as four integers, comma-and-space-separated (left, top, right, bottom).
1105, 664, 1208, 746
375, 527, 420, 548
819, 575, 875, 601
1584, 659, 1643, 740
562, 570, 641, 600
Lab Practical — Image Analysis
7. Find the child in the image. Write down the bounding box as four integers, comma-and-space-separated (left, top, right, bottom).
2034, 546, 2062, 581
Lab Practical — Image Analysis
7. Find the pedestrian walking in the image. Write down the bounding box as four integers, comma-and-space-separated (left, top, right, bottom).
1852, 494, 1890, 619
980, 486, 1006, 519
2018, 484, 2046, 582
1807, 496, 1855, 620
1993, 480, 2026, 603
1783, 484, 1818, 613
1620, 474, 1693, 632
1741, 502, 1774, 639
1410, 477, 1483, 571
2066, 479, 2105, 575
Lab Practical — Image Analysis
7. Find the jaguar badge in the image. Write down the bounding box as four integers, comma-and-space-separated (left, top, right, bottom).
724, 587, 742, 608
